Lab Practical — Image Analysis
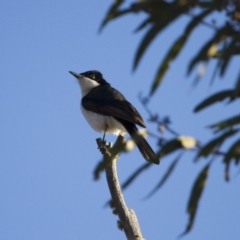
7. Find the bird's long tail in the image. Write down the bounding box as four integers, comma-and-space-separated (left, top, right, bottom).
120, 121, 159, 165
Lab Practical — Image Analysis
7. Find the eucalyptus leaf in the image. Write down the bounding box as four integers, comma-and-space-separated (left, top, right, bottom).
149, 9, 212, 94
122, 162, 151, 190
133, 2, 189, 70
188, 25, 231, 74
196, 129, 239, 160
144, 154, 181, 199
99, 0, 127, 32
208, 114, 240, 132
157, 139, 183, 157
224, 139, 240, 181
180, 164, 210, 236
194, 90, 236, 112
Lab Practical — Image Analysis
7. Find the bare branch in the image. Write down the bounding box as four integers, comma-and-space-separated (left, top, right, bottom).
97, 135, 143, 240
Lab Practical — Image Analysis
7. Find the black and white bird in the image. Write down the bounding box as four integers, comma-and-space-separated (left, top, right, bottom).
69, 70, 159, 165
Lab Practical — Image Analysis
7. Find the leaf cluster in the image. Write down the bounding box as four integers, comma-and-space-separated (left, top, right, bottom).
101, 0, 240, 94
100, 0, 240, 236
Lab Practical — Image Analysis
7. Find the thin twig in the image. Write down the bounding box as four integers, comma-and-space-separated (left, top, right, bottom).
185, 12, 218, 31
139, 93, 228, 158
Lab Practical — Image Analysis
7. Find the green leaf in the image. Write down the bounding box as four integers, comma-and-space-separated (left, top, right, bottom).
157, 139, 183, 157
184, 10, 213, 34
133, 23, 165, 70
197, 0, 224, 9
219, 35, 238, 76
208, 114, 240, 132
144, 154, 181, 199
209, 54, 222, 85
122, 138, 184, 190
234, 72, 240, 97
99, 0, 126, 32
133, 2, 189, 70
150, 35, 187, 95
196, 129, 239, 160
134, 17, 153, 33
180, 163, 210, 236
149, 9, 212, 95
122, 162, 151, 190
202, 26, 238, 84
187, 25, 232, 74
224, 139, 240, 181
194, 90, 236, 112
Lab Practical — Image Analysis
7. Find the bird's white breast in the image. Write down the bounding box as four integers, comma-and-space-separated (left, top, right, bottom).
80, 104, 127, 135
78, 76, 100, 97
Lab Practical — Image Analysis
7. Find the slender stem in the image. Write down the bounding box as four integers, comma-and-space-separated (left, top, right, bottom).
185, 12, 218, 31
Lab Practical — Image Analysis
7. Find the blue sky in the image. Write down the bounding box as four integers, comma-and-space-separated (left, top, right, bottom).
1, 1, 239, 240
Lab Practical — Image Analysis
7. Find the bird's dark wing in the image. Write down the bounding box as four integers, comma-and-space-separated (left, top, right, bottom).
82, 86, 146, 128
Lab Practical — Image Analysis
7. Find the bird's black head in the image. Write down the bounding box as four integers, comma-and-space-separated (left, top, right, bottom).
80, 70, 108, 85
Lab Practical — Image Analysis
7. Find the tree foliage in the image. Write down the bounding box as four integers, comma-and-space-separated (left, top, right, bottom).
100, 0, 240, 235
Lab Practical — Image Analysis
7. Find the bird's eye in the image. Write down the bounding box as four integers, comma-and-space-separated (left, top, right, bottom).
91, 74, 95, 79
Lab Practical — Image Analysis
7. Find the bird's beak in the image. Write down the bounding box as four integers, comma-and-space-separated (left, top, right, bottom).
69, 71, 81, 78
